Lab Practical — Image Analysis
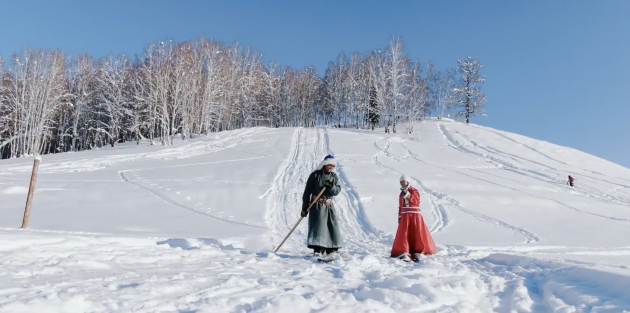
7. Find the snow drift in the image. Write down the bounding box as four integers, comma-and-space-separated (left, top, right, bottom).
1, 119, 629, 312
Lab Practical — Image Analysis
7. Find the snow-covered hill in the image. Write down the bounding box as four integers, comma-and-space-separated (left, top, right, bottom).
1, 119, 629, 312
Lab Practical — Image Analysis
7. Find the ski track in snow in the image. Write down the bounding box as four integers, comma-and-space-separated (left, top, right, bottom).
451, 128, 630, 208
116, 127, 271, 230
119, 170, 267, 230
470, 123, 630, 187
451, 124, 630, 212
372, 139, 539, 244
265, 127, 390, 256
2, 123, 630, 312
438, 123, 630, 223
469, 124, 569, 166
371, 140, 450, 235
403, 128, 630, 224
264, 127, 320, 249
323, 128, 393, 251
394, 142, 455, 234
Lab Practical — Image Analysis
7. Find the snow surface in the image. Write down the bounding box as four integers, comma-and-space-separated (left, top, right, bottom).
1, 186, 28, 195
1, 120, 630, 312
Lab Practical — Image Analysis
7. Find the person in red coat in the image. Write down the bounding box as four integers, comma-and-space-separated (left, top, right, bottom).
391, 174, 438, 262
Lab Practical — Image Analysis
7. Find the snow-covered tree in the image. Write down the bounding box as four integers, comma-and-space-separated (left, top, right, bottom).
367, 50, 390, 132
66, 54, 98, 151
125, 67, 148, 144
142, 40, 175, 145
0, 56, 9, 151
4, 49, 70, 156
426, 63, 455, 120
386, 37, 413, 133
368, 86, 380, 130
261, 61, 283, 128
197, 39, 224, 133
94, 55, 130, 147
402, 62, 430, 133
323, 54, 349, 127
449, 57, 486, 123
0, 37, 486, 160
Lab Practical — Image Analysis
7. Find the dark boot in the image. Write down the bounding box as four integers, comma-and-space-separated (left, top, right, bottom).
325, 248, 338, 255
313, 246, 324, 256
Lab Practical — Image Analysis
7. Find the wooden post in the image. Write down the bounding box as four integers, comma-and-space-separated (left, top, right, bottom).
21, 156, 41, 228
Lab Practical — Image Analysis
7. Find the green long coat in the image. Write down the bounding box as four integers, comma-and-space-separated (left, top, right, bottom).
302, 169, 342, 249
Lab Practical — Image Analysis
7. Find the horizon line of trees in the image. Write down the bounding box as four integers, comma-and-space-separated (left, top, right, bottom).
0, 36, 486, 159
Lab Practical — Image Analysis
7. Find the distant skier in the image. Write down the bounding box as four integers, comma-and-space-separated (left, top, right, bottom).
301, 155, 342, 258
391, 174, 437, 262
568, 175, 575, 187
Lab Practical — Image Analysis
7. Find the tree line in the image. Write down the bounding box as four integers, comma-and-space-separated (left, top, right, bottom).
0, 37, 486, 159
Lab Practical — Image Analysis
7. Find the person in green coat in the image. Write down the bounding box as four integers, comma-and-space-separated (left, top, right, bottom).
301, 155, 342, 256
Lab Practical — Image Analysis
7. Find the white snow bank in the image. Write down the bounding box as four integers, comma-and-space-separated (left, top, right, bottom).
2, 231, 628, 312
480, 253, 630, 312
1, 122, 629, 311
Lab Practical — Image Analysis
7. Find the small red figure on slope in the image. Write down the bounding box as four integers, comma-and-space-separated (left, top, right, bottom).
391, 174, 438, 262
568, 175, 575, 187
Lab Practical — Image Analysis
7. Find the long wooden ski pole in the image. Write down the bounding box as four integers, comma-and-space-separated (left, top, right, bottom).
274, 187, 327, 253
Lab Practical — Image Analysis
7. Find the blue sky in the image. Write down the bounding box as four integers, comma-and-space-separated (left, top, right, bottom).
1, 0, 629, 167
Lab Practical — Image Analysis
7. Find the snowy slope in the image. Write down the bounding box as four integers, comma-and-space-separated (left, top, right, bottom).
1, 119, 630, 312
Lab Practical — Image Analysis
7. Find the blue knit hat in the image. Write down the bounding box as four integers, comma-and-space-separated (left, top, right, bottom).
317, 154, 336, 170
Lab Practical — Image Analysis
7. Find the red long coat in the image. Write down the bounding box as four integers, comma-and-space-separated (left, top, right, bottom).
391, 185, 438, 257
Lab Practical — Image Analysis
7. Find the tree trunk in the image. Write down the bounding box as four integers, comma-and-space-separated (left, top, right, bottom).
466, 99, 470, 124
